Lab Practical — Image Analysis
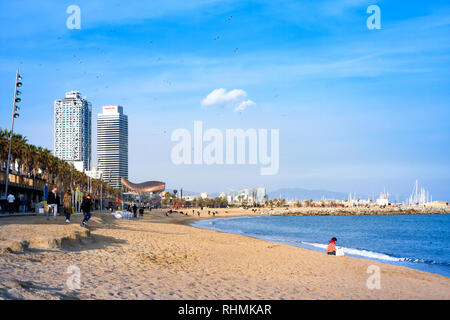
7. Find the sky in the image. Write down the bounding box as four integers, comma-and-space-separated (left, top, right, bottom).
0, 0, 449, 200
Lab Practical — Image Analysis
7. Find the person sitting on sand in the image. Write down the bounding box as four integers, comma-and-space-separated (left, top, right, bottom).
327, 237, 337, 255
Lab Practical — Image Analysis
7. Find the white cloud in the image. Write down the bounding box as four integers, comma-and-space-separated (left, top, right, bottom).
201, 88, 256, 112
235, 99, 256, 112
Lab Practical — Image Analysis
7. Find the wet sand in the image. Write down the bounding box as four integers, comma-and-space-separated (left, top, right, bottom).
0, 208, 449, 300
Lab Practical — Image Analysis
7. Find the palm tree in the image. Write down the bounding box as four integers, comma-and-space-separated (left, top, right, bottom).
10, 133, 27, 174
0, 129, 10, 169
1, 126, 122, 200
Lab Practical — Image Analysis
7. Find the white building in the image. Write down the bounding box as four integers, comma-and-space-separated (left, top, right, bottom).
256, 187, 266, 203
182, 195, 195, 201
237, 189, 249, 202
97, 105, 128, 189
54, 91, 92, 171
376, 189, 390, 206
85, 167, 104, 180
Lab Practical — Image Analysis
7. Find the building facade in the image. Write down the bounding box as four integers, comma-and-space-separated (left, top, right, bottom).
97, 105, 128, 189
85, 167, 104, 180
54, 91, 92, 171
256, 187, 267, 203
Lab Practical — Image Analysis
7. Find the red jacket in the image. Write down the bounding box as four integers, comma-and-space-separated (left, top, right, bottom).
327, 240, 336, 253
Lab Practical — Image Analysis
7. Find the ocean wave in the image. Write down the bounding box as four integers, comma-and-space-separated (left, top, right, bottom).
301, 241, 449, 266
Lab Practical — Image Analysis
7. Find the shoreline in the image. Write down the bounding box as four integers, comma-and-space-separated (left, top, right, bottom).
186, 214, 450, 278
0, 209, 449, 299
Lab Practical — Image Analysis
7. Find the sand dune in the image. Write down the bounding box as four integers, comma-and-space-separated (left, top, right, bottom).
0, 209, 448, 300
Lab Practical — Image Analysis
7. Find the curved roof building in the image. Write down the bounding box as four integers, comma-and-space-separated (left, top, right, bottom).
121, 177, 165, 193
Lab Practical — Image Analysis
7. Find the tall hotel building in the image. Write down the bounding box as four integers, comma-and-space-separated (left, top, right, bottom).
54, 91, 92, 171
97, 106, 128, 188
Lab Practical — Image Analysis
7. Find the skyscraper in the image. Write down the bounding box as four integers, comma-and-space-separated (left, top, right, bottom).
97, 105, 128, 188
54, 91, 92, 171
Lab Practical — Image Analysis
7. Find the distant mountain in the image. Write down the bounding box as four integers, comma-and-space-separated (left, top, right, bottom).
267, 187, 366, 201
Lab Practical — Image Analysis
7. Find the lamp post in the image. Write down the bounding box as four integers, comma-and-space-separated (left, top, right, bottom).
4, 69, 22, 198
100, 172, 103, 211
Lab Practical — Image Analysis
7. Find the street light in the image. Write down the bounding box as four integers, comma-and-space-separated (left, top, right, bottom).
4, 69, 23, 198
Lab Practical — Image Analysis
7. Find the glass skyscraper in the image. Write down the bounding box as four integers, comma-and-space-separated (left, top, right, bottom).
97, 105, 128, 188
54, 91, 92, 171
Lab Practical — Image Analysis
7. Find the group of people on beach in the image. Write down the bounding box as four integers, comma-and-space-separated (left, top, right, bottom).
46, 186, 93, 227
125, 203, 145, 218
1, 193, 30, 214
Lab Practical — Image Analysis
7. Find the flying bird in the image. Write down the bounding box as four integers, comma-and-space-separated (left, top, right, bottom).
214, 36, 220, 40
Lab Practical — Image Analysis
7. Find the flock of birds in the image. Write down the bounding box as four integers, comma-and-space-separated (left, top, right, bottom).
48, 14, 241, 92
31, 13, 282, 129
28, 14, 241, 95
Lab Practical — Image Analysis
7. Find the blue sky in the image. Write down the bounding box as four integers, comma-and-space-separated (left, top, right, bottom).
0, 0, 449, 200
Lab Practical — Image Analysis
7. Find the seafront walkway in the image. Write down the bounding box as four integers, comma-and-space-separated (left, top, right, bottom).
0, 210, 107, 218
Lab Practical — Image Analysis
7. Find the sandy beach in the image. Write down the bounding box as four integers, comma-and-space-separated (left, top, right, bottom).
0, 208, 449, 300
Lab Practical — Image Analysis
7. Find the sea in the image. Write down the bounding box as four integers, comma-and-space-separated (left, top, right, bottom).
192, 214, 450, 277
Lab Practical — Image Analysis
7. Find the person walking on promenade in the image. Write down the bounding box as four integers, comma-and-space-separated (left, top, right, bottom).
20, 194, 27, 213
63, 189, 72, 223
81, 194, 93, 227
47, 187, 60, 220
132, 203, 138, 218
7, 193, 15, 214
327, 237, 337, 255
139, 204, 144, 217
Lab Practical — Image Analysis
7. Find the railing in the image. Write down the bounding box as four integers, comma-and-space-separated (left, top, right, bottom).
0, 171, 46, 190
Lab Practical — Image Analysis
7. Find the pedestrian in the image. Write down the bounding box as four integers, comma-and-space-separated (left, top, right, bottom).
20, 194, 27, 213
46, 187, 60, 220
0, 195, 6, 214
7, 193, 15, 214
132, 203, 138, 218
63, 189, 72, 223
81, 194, 93, 227
139, 205, 144, 217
